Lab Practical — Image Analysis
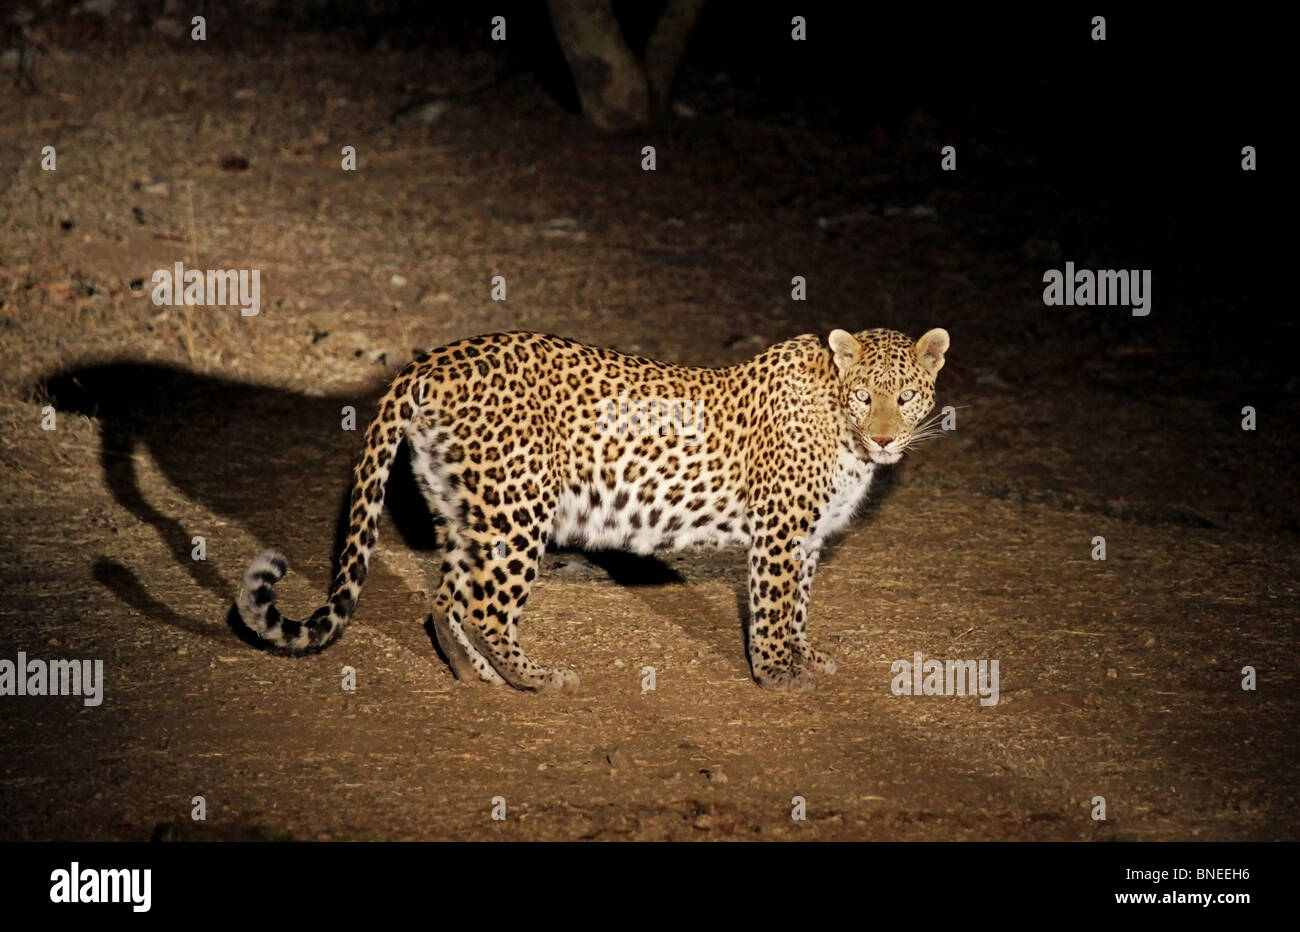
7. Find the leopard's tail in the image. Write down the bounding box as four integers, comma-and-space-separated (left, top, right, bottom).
235, 363, 422, 652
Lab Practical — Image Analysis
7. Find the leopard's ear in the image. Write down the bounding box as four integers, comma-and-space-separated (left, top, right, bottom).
915, 328, 950, 375
828, 329, 862, 376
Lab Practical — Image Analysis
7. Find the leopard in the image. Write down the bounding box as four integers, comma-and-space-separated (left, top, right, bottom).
235, 326, 950, 693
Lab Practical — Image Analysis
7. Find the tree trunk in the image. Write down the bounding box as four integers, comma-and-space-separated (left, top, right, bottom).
644, 0, 706, 115
547, 0, 705, 132
547, 0, 650, 132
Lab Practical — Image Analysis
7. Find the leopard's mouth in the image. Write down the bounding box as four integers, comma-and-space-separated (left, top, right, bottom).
851, 431, 904, 465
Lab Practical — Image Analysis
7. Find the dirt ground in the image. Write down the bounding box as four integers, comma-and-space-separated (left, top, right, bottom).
1, 20, 1296, 841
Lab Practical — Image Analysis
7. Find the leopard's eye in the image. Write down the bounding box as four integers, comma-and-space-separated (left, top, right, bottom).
854, 389, 870, 404
899, 389, 916, 403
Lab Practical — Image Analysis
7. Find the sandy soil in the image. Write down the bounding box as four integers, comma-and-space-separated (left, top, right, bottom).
0, 26, 1296, 841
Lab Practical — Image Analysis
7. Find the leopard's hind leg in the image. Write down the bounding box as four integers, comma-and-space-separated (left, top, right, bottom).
430, 542, 506, 685
441, 523, 577, 695
409, 422, 504, 684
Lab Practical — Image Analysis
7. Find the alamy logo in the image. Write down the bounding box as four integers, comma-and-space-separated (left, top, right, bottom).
596, 391, 703, 445
890, 651, 999, 707
49, 862, 151, 912
1042, 262, 1151, 316
0, 651, 103, 706
151, 261, 261, 316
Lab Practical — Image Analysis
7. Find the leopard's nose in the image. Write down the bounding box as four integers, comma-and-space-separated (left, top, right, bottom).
870, 436, 894, 448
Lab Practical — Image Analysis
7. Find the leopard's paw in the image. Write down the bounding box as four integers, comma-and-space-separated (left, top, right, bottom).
535, 666, 581, 695
800, 648, 838, 676
753, 664, 818, 693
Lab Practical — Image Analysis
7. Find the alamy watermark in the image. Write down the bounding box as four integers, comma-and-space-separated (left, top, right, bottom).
596, 391, 703, 445
49, 862, 150, 912
890, 651, 999, 707
1042, 262, 1151, 316
0, 651, 103, 706
151, 261, 261, 316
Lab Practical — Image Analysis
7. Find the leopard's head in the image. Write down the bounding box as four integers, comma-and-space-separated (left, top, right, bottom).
828, 327, 950, 465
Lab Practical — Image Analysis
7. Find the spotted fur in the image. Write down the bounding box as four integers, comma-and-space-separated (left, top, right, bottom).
236, 327, 949, 692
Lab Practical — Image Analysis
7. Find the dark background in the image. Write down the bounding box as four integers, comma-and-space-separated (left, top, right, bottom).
249, 1, 1279, 341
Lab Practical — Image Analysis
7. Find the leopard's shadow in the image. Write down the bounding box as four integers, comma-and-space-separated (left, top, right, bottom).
37, 360, 680, 651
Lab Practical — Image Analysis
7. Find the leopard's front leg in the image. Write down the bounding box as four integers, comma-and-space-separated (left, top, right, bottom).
746, 511, 821, 692
789, 543, 838, 676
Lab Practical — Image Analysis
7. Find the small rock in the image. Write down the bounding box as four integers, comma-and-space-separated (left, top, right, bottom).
74, 0, 117, 18
1106, 668, 1118, 679
607, 748, 629, 769
47, 637, 63, 647
693, 813, 713, 830
612, 658, 625, 668
1142, 632, 1157, 648
702, 766, 728, 785
394, 99, 447, 126
671, 101, 696, 118
974, 367, 1011, 389
389, 274, 407, 287
142, 181, 169, 197
153, 17, 185, 38
648, 639, 662, 650
726, 333, 770, 353
540, 218, 584, 240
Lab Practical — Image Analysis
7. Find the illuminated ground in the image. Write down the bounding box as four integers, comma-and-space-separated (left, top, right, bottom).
0, 30, 1294, 840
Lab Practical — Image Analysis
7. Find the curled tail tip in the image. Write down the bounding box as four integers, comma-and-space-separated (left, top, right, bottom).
246, 549, 289, 587
236, 550, 342, 653
240, 550, 288, 615
236, 550, 289, 637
